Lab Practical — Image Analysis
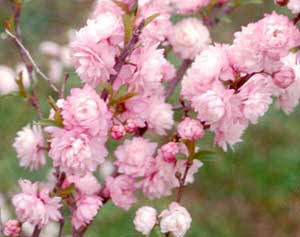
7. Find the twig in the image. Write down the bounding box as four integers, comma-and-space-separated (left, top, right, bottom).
32, 226, 41, 237
176, 160, 193, 203
293, 13, 300, 25
58, 217, 65, 237
59, 73, 70, 98
101, 20, 145, 100
165, 59, 192, 100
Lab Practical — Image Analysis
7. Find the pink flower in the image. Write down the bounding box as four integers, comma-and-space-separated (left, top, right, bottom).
62, 85, 112, 138
105, 175, 137, 210
159, 202, 192, 237
3, 220, 21, 237
171, 0, 210, 14
111, 124, 126, 140
169, 18, 211, 59
115, 137, 157, 177
177, 117, 205, 141
13, 123, 46, 171
272, 65, 295, 89
287, 0, 300, 14
49, 128, 108, 176
65, 173, 101, 196
12, 180, 62, 227
124, 119, 138, 133
134, 206, 157, 235
72, 195, 102, 230
238, 74, 273, 124
160, 142, 180, 163
71, 13, 123, 87
0, 65, 18, 95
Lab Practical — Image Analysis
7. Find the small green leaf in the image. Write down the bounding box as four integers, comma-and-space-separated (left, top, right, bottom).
57, 183, 75, 198
122, 13, 135, 44
112, 0, 130, 13
144, 13, 160, 27
219, 15, 232, 24
38, 119, 63, 127
113, 83, 129, 100
182, 140, 195, 158
97, 82, 113, 97
175, 153, 187, 160
241, 0, 263, 5
16, 71, 27, 98
111, 91, 138, 105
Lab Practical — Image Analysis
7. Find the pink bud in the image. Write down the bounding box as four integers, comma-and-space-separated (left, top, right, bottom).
161, 142, 180, 163
273, 0, 289, 6
273, 66, 295, 89
124, 119, 137, 133
134, 206, 157, 235
3, 220, 21, 237
111, 124, 126, 140
177, 117, 205, 141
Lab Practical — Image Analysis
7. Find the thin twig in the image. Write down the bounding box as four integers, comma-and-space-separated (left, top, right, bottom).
101, 20, 145, 100
5, 29, 59, 93
293, 13, 300, 25
58, 217, 65, 237
176, 160, 193, 203
32, 226, 41, 237
165, 59, 192, 100
59, 73, 70, 98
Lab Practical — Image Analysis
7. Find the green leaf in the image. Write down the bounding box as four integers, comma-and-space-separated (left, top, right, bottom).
111, 0, 130, 13
97, 82, 113, 97
194, 150, 216, 160
113, 83, 129, 100
16, 71, 27, 98
144, 13, 160, 27
111, 91, 138, 105
176, 153, 187, 160
241, 0, 263, 5
122, 13, 135, 44
38, 119, 63, 127
57, 183, 75, 198
219, 15, 232, 24
182, 140, 195, 158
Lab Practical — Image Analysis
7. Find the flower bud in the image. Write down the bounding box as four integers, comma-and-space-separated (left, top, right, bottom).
134, 206, 157, 235
273, 65, 295, 89
160, 202, 192, 237
274, 0, 289, 6
177, 117, 205, 141
160, 142, 179, 163
125, 119, 137, 133
3, 220, 21, 237
111, 124, 126, 140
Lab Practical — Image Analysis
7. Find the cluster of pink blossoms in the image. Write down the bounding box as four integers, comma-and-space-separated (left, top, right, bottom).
182, 12, 300, 150
7, 0, 300, 236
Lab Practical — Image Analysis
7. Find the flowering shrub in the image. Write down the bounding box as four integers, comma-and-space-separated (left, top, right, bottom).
1, 0, 300, 236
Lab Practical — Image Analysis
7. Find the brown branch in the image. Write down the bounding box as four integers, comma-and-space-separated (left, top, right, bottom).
101, 20, 145, 100
176, 159, 193, 203
59, 73, 70, 98
293, 13, 300, 25
165, 59, 192, 100
32, 226, 41, 237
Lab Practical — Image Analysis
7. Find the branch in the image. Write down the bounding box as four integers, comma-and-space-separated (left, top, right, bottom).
101, 20, 145, 100
59, 73, 70, 98
176, 159, 193, 203
32, 226, 41, 237
293, 13, 300, 25
165, 59, 192, 100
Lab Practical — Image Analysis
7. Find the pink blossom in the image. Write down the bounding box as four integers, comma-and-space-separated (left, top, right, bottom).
62, 85, 112, 138
71, 13, 123, 87
3, 220, 21, 237
12, 180, 62, 227
49, 128, 108, 176
160, 142, 180, 163
124, 119, 138, 133
272, 65, 295, 89
111, 124, 126, 140
39, 41, 60, 57
171, 0, 210, 14
115, 137, 157, 177
0, 65, 18, 95
238, 74, 273, 124
105, 175, 137, 210
169, 18, 211, 59
177, 117, 205, 141
159, 202, 192, 237
72, 195, 102, 230
287, 0, 300, 14
13, 123, 46, 171
134, 206, 157, 235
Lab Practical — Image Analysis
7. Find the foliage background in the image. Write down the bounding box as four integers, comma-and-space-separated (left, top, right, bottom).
1, 1, 300, 236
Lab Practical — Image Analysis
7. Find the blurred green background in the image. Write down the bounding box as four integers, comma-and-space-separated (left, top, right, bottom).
1, 1, 300, 237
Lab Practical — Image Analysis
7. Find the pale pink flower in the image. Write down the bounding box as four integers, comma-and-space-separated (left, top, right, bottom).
272, 65, 295, 89
111, 124, 126, 140
115, 137, 157, 177
49, 128, 108, 176
12, 180, 62, 227
159, 202, 192, 237
160, 142, 180, 163
171, 0, 210, 14
72, 195, 102, 230
238, 74, 273, 124
169, 18, 211, 59
134, 206, 157, 235
65, 173, 101, 196
48, 59, 63, 84
62, 85, 112, 137
13, 123, 46, 171
3, 220, 21, 237
177, 117, 205, 141
105, 175, 137, 210
0, 65, 18, 95
39, 41, 61, 57
287, 0, 300, 14
71, 13, 123, 87
99, 160, 114, 178
92, 0, 129, 18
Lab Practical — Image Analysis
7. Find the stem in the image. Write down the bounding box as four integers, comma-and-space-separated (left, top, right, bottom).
165, 59, 192, 100
176, 159, 193, 203
293, 13, 300, 25
58, 215, 64, 237
59, 73, 70, 98
32, 226, 41, 237
101, 20, 145, 100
